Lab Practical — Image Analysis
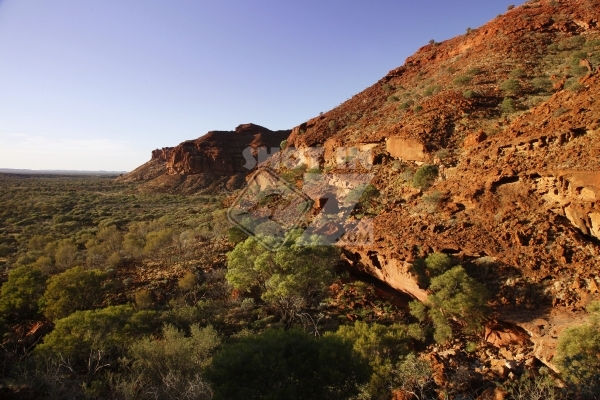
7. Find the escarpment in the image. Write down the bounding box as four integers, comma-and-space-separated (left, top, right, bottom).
117, 123, 290, 193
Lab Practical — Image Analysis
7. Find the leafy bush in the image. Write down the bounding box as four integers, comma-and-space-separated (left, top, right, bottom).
462, 89, 477, 98
509, 68, 526, 78
466, 67, 483, 75
500, 79, 522, 95
332, 321, 411, 399
135, 289, 153, 310
453, 75, 473, 86
0, 265, 47, 320
500, 368, 561, 400
41, 266, 107, 320
531, 77, 553, 92
410, 252, 456, 288
565, 77, 584, 92
571, 65, 589, 77
500, 97, 517, 113
34, 305, 158, 372
123, 324, 220, 400
207, 329, 371, 400
410, 266, 489, 343
556, 301, 600, 397
346, 183, 380, 207
423, 85, 442, 96
280, 139, 288, 150
387, 95, 399, 102
413, 105, 423, 113
412, 165, 438, 189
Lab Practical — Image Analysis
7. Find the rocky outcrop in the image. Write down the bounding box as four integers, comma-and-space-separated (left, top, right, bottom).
117, 124, 290, 192
166, 123, 289, 176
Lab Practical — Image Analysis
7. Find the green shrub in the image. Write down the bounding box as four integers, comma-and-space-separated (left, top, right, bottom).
467, 67, 483, 75
332, 321, 411, 399
410, 266, 489, 343
412, 165, 438, 189
125, 324, 220, 399
556, 301, 600, 396
569, 35, 586, 49
500, 368, 561, 400
565, 77, 584, 92
413, 105, 423, 113
387, 95, 399, 102
328, 120, 337, 130
453, 75, 473, 86
500, 97, 517, 113
423, 85, 442, 96
34, 305, 158, 371
280, 139, 288, 150
571, 65, 589, 77
435, 149, 451, 159
398, 100, 413, 110
462, 89, 477, 98
207, 329, 371, 400
584, 39, 600, 49
410, 252, 456, 288
531, 76, 553, 92
0, 265, 47, 320
347, 183, 380, 206
227, 227, 248, 244
41, 266, 107, 320
509, 68, 526, 78
500, 79, 522, 95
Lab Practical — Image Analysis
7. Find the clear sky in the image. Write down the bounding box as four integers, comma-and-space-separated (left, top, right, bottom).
0, 0, 521, 171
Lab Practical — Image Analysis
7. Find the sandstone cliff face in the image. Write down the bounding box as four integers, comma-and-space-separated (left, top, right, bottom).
117, 124, 290, 192
166, 123, 289, 175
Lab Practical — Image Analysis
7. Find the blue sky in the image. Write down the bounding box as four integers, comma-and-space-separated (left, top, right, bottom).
0, 0, 521, 171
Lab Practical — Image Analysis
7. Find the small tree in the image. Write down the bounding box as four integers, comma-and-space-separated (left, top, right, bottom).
394, 353, 435, 400
0, 265, 47, 320
41, 266, 107, 320
410, 266, 490, 343
54, 240, 78, 271
226, 234, 339, 324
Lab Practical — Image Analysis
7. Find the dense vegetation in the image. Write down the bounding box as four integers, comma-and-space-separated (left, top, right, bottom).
1, 173, 599, 399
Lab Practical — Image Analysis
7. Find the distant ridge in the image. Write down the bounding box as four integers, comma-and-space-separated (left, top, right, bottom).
0, 168, 126, 176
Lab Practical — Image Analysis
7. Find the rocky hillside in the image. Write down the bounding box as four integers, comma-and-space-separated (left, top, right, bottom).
269, 0, 600, 370
117, 123, 289, 193
123, 0, 600, 372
